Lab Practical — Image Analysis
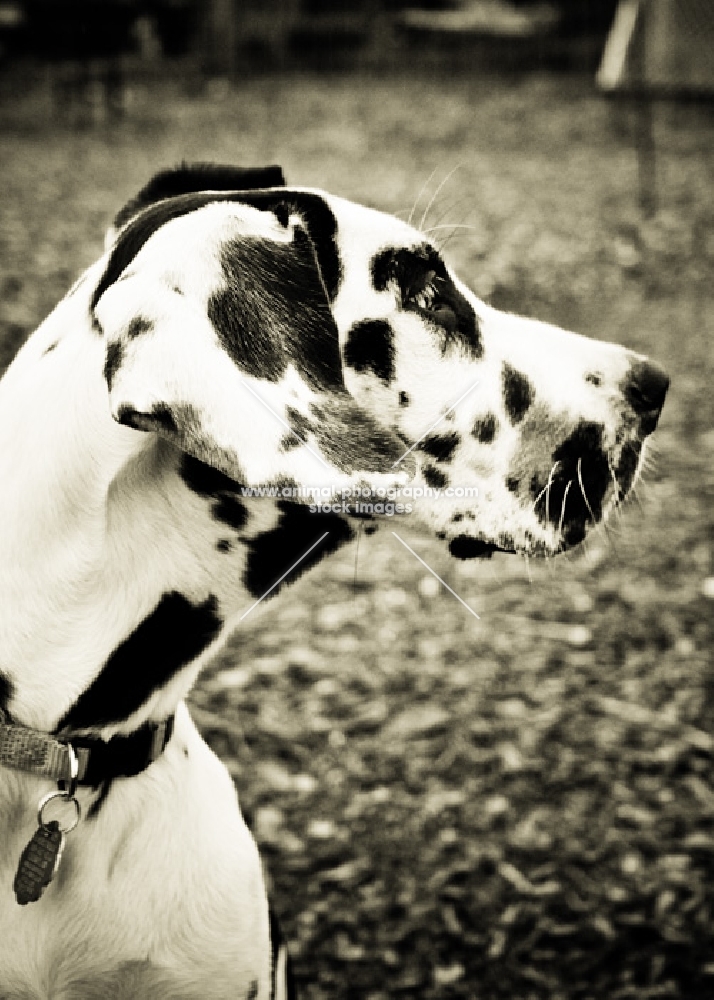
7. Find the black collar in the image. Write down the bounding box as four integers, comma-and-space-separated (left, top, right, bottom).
0, 710, 174, 788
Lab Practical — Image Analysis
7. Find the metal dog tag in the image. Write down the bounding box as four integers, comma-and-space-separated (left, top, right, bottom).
13, 820, 65, 905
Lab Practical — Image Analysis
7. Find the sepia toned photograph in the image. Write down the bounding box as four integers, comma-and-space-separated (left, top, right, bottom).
0, 1, 712, 997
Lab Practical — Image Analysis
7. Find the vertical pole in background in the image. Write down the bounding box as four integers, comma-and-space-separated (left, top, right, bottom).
632, 0, 657, 218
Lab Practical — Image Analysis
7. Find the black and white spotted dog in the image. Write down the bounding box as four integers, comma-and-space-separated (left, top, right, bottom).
0, 163, 667, 998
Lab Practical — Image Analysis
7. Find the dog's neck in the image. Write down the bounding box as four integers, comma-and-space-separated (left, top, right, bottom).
0, 279, 233, 736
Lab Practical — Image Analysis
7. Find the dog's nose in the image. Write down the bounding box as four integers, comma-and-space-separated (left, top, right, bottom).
623, 359, 669, 434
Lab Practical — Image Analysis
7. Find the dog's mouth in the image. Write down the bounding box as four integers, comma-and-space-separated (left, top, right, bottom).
545, 433, 644, 551
446, 428, 646, 560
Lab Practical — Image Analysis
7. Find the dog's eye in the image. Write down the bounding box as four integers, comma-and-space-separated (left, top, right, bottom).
408, 271, 442, 310
408, 272, 457, 331
413, 284, 438, 311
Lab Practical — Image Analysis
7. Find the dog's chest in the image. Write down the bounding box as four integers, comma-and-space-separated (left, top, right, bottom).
0, 711, 273, 999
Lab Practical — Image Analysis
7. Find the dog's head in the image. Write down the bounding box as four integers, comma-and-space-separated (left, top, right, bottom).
95, 164, 668, 559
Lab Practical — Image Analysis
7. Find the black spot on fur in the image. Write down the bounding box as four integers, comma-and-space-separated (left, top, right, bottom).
309, 397, 415, 476
86, 780, 113, 819
280, 432, 301, 452
216, 539, 232, 553
244, 502, 353, 599
0, 671, 13, 715
280, 406, 312, 451
506, 476, 520, 494
552, 421, 609, 519
147, 404, 177, 434
126, 316, 153, 339
112, 162, 285, 232
423, 465, 448, 489
449, 536, 498, 559
43, 341, 58, 356
103, 341, 124, 390
502, 363, 534, 424
371, 245, 482, 358
527, 421, 610, 547
208, 228, 343, 391
529, 473, 544, 500
115, 404, 142, 428
419, 432, 460, 463
614, 440, 641, 499
115, 403, 178, 435
585, 371, 603, 387
399, 391, 410, 407
243, 191, 343, 302
58, 593, 222, 730
180, 454, 249, 532
272, 202, 291, 228
472, 414, 498, 444
343, 320, 395, 384
286, 406, 312, 439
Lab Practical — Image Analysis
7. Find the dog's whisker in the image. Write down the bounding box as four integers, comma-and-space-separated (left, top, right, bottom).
424, 192, 471, 231
418, 163, 464, 231
578, 458, 617, 555
426, 223, 481, 253
557, 480, 573, 537
423, 198, 473, 246
576, 458, 597, 526
435, 232, 477, 253
544, 461, 560, 527
606, 456, 622, 507
407, 166, 440, 228
523, 552, 533, 584
630, 481, 646, 514
529, 462, 559, 517
423, 223, 481, 235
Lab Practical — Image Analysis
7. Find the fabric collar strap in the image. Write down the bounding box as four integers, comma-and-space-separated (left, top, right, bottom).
0, 711, 174, 787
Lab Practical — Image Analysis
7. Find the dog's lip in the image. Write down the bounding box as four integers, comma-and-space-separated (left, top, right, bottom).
448, 535, 515, 560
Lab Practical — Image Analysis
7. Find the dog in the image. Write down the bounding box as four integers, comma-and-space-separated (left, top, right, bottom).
0, 162, 668, 998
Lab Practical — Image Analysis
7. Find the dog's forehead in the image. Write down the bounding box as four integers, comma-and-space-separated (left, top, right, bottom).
319, 191, 425, 255
94, 188, 290, 308
132, 201, 295, 272
93, 186, 432, 311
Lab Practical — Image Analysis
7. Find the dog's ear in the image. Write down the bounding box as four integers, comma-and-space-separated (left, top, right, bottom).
94, 200, 414, 493
110, 162, 286, 237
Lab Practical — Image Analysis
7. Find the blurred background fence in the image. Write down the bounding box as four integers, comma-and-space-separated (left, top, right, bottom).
2, 0, 713, 79
0, 0, 658, 84
0, 0, 617, 73
1, 1, 712, 184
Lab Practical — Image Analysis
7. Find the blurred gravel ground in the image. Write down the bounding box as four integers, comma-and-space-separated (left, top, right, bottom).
1, 67, 713, 999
